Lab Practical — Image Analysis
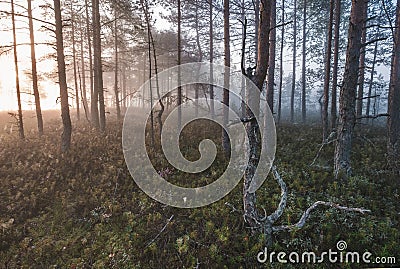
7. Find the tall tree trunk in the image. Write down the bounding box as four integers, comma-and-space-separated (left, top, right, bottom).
92, 0, 105, 131
278, 0, 285, 123
356, 3, 368, 120
86, 0, 98, 127
222, 0, 231, 157
323, 0, 334, 140
142, 55, 146, 108
71, 6, 80, 121
387, 0, 400, 174
241, 0, 246, 118
244, 0, 272, 228
144, 14, 155, 146
209, 0, 215, 119
331, 0, 341, 130
254, 0, 260, 63
334, 0, 368, 180
366, 40, 378, 121
54, 0, 72, 152
266, 0, 276, 114
11, 0, 24, 139
195, 0, 203, 117
80, 25, 90, 120
141, 0, 164, 138
122, 63, 127, 109
27, 0, 43, 136
301, 0, 307, 123
177, 0, 182, 130
290, 0, 297, 123
152, 41, 163, 138
113, 11, 121, 121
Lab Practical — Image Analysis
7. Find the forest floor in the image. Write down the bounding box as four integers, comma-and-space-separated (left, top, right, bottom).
0, 111, 398, 268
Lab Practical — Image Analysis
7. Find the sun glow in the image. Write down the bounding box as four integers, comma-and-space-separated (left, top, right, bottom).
0, 0, 61, 112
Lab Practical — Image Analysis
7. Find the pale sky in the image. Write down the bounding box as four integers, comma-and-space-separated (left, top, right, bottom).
0, 0, 60, 111
0, 0, 393, 113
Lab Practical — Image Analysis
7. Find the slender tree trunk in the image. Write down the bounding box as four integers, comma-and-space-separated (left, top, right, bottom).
222, 0, 231, 157
278, 0, 285, 123
142, 55, 146, 108
244, 0, 272, 228
122, 63, 127, 109
194, 0, 203, 117
323, 0, 334, 140
266, 0, 276, 114
86, 0, 98, 128
145, 22, 155, 146
334, 0, 368, 180
331, 0, 341, 130
152, 43, 163, 138
356, 3, 368, 120
80, 25, 90, 120
54, 0, 72, 152
11, 0, 24, 139
209, 0, 215, 119
241, 0, 246, 118
71, 6, 80, 121
113, 11, 121, 121
254, 0, 260, 63
141, 0, 164, 138
27, 0, 43, 136
177, 0, 182, 130
92, 0, 105, 131
366, 40, 378, 121
301, 0, 307, 123
291, 0, 297, 123
387, 0, 400, 174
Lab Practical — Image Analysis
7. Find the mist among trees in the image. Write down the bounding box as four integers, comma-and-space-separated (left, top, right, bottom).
0, 0, 399, 267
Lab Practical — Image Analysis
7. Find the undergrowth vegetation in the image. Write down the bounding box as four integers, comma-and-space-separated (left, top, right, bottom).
0, 114, 398, 268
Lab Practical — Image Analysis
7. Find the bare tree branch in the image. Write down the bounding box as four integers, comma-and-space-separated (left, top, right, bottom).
264, 166, 287, 223
310, 131, 337, 166
273, 201, 371, 232
0, 10, 55, 26
145, 215, 174, 248
357, 113, 390, 120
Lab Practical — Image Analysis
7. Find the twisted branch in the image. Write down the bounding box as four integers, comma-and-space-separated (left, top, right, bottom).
273, 201, 371, 232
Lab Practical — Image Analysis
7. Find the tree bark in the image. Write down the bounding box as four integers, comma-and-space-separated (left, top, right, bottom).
331, 0, 341, 130
11, 0, 24, 139
301, 0, 307, 123
194, 0, 202, 117
54, 0, 72, 152
278, 0, 285, 123
254, 0, 260, 63
80, 24, 90, 120
387, 0, 400, 174
209, 0, 215, 119
92, 0, 105, 131
290, 0, 297, 123
323, 0, 334, 140
366, 39, 378, 121
266, 0, 276, 114
71, 6, 80, 121
177, 0, 182, 130
244, 0, 272, 228
222, 0, 231, 157
27, 0, 43, 136
334, 0, 368, 180
356, 2, 368, 120
142, 0, 164, 138
113, 10, 121, 121
86, 0, 98, 128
